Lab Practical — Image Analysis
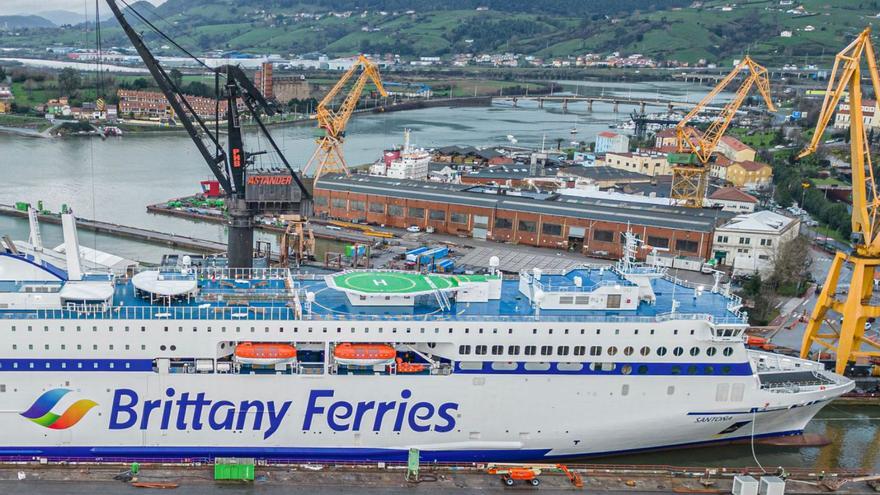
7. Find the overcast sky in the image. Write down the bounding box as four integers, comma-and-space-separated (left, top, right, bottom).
2, 0, 166, 15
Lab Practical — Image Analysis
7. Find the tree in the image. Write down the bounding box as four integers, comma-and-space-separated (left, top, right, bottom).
169, 68, 183, 89
769, 235, 813, 296
0, 66, 6, 82
57, 67, 81, 96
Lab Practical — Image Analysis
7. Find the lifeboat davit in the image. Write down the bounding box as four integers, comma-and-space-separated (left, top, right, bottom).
234, 342, 297, 366
334, 343, 396, 366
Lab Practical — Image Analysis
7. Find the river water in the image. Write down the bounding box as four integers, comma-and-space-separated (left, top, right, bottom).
0, 79, 874, 470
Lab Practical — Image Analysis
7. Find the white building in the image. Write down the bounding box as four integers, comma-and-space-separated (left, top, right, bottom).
707, 187, 758, 213
594, 131, 629, 154
712, 210, 800, 276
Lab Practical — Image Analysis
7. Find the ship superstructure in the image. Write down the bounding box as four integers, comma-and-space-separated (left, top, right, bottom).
0, 212, 853, 462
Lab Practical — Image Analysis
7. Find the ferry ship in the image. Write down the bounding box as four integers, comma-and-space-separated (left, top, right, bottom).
0, 210, 853, 462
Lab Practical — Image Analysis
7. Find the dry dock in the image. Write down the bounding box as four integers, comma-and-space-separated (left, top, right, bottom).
0, 462, 876, 494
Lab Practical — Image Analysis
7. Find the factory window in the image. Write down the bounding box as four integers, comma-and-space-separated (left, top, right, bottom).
315, 196, 328, 206
739, 237, 751, 245
491, 345, 503, 355
541, 223, 562, 236
369, 202, 385, 213
429, 209, 446, 221
717, 235, 728, 243
408, 207, 425, 219
589, 345, 601, 356
540, 345, 552, 356
494, 217, 513, 229
574, 346, 586, 356
388, 205, 403, 216
450, 212, 469, 224
475, 345, 487, 355
647, 236, 669, 249
331, 198, 346, 209
760, 238, 773, 246
458, 345, 471, 355
508, 345, 521, 355
524, 345, 537, 356
676, 239, 699, 253
350, 200, 365, 211
593, 230, 614, 242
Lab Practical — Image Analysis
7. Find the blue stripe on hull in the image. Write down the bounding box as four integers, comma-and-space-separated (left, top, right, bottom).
0, 430, 804, 463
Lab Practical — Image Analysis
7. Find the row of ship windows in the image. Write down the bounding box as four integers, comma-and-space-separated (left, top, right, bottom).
458, 344, 735, 358
9, 325, 702, 337
461, 361, 737, 375
10, 344, 172, 351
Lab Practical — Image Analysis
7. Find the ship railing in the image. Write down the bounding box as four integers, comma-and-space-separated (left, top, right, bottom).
0, 305, 747, 325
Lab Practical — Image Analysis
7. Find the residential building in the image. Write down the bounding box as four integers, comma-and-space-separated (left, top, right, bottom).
707, 187, 758, 213
604, 151, 672, 177
654, 128, 678, 149
725, 160, 772, 189
716, 136, 756, 162
709, 155, 732, 180
0, 85, 12, 114
117, 90, 221, 121
834, 97, 878, 130
594, 131, 629, 154
712, 210, 800, 276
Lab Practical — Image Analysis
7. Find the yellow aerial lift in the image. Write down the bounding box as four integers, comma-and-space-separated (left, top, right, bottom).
669, 56, 776, 207
304, 55, 388, 182
799, 27, 880, 374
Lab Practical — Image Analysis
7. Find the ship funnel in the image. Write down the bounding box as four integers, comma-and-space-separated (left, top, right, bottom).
61, 212, 83, 281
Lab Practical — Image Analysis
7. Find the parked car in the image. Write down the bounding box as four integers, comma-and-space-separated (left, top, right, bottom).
406, 225, 421, 233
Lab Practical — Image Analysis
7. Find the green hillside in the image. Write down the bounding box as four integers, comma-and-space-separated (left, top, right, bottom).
0, 0, 877, 64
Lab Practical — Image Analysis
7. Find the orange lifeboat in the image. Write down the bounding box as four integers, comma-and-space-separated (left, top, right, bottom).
334, 343, 396, 366
396, 357, 427, 374
234, 342, 297, 366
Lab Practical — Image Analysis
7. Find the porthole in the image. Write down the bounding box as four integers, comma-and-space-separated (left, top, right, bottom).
722, 365, 732, 374
607, 346, 618, 356
687, 365, 697, 375
722, 347, 733, 357
656, 346, 667, 356
672, 346, 684, 356
704, 365, 715, 374
637, 365, 648, 375
706, 347, 717, 357
671, 365, 681, 375
623, 346, 634, 356
640, 346, 650, 356
689, 347, 700, 357
621, 364, 633, 375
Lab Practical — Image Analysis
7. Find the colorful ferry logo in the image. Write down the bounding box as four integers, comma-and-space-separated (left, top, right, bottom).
21, 389, 97, 429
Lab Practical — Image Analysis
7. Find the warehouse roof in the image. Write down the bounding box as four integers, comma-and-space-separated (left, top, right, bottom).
559, 166, 651, 182
317, 175, 730, 233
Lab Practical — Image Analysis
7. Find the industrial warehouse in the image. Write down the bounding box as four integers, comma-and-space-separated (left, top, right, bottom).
313, 174, 730, 260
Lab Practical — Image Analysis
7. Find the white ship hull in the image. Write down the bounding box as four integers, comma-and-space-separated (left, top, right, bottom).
0, 366, 850, 462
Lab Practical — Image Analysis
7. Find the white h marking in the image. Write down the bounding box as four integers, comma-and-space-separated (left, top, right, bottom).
373, 279, 388, 287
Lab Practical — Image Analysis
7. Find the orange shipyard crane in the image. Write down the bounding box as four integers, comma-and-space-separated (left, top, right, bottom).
668, 56, 776, 207
304, 55, 388, 182
798, 27, 880, 375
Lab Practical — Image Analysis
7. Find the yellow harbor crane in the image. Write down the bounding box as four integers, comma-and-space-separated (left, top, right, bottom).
669, 56, 776, 207
304, 55, 388, 182
799, 27, 880, 374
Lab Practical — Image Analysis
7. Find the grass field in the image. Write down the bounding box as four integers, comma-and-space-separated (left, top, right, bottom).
0, 0, 874, 63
